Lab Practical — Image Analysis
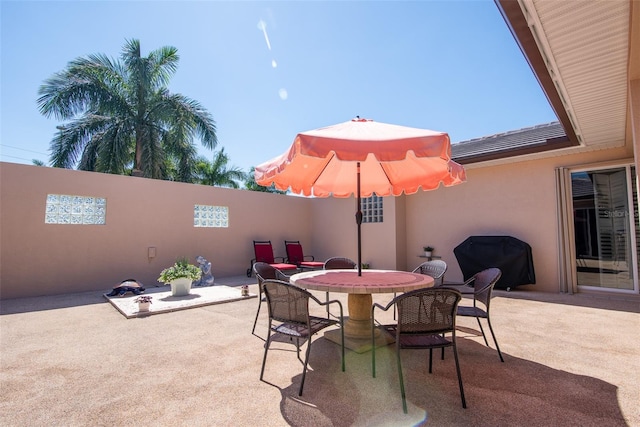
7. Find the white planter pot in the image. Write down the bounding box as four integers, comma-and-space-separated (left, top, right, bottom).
170, 278, 192, 297
424, 251, 432, 258
137, 302, 151, 312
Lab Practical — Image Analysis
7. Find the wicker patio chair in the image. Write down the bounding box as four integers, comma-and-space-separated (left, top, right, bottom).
371, 287, 466, 412
412, 260, 448, 287
247, 240, 298, 277
251, 262, 291, 338
443, 275, 477, 295
260, 279, 345, 396
454, 267, 504, 362
323, 257, 357, 270
393, 260, 448, 320
322, 257, 357, 318
284, 240, 324, 270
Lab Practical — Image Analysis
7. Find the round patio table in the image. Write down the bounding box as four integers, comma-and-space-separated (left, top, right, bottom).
290, 269, 434, 353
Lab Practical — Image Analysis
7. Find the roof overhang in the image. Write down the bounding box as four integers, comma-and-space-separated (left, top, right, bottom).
495, 0, 580, 146
459, 0, 634, 165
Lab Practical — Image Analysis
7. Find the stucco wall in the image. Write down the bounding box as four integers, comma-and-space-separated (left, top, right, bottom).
0, 163, 313, 299
308, 195, 402, 272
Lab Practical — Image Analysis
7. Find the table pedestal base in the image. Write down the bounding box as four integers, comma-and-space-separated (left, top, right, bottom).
323, 318, 394, 354
289, 269, 434, 353
323, 293, 395, 353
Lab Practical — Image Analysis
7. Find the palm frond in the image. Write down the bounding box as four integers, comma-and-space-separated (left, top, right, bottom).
96, 124, 135, 174
50, 115, 113, 168
162, 93, 217, 149
148, 46, 179, 87
78, 137, 101, 171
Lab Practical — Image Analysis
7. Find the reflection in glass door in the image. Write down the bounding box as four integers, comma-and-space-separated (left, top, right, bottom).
571, 166, 638, 291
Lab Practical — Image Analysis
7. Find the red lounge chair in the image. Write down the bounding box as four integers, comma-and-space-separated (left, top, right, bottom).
284, 240, 324, 270
247, 240, 298, 277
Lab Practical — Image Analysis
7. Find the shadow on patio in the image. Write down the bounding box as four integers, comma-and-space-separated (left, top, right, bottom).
270, 338, 624, 427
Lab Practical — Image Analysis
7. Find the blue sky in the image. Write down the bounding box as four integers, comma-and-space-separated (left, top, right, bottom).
0, 1, 557, 172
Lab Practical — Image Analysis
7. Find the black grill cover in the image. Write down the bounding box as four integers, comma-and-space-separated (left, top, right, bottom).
453, 236, 535, 290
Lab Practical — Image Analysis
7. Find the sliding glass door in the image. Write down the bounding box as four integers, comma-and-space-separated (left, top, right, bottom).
571, 166, 638, 292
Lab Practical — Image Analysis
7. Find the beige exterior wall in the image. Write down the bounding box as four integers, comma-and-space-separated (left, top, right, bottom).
308, 195, 404, 272
0, 143, 633, 299
404, 147, 632, 291
0, 162, 313, 299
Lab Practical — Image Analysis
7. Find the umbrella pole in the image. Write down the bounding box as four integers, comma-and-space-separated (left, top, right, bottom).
356, 162, 362, 276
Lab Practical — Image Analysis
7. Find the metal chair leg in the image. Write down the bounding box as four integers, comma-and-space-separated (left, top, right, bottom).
396, 345, 408, 414
393, 292, 397, 319
295, 337, 304, 363
251, 287, 263, 337
452, 342, 467, 409
260, 324, 273, 381
371, 323, 378, 378
486, 318, 504, 362
298, 339, 313, 396
326, 291, 330, 318
476, 317, 489, 346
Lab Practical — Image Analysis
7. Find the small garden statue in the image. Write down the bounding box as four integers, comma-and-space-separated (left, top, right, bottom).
193, 256, 214, 287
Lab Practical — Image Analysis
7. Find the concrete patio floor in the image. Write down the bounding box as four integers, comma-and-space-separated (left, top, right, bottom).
1, 276, 639, 426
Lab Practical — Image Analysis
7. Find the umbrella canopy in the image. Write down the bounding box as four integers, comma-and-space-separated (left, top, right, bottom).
255, 117, 466, 275
255, 117, 466, 197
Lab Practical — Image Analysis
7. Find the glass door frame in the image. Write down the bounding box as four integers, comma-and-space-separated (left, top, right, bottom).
569, 163, 639, 294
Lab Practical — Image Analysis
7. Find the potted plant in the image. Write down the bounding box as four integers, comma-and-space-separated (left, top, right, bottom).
134, 295, 153, 312
423, 246, 434, 257
158, 257, 202, 297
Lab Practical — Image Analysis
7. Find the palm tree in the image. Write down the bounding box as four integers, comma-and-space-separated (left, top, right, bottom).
245, 166, 287, 194
194, 148, 246, 188
37, 39, 217, 180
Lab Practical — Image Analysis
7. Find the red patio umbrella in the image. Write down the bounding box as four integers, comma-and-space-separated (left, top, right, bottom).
255, 117, 466, 275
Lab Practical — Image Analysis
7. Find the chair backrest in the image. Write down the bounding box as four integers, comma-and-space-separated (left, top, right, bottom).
471, 268, 502, 308
284, 240, 305, 265
324, 257, 357, 270
253, 262, 289, 284
254, 240, 275, 264
262, 279, 311, 325
395, 288, 462, 335
412, 260, 448, 287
